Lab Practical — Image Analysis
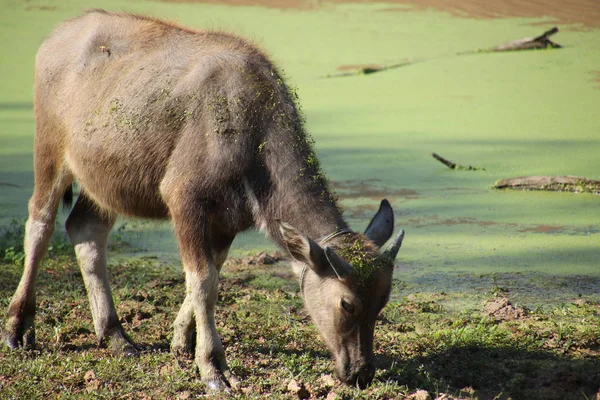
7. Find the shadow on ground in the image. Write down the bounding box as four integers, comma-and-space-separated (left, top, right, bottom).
378, 344, 599, 400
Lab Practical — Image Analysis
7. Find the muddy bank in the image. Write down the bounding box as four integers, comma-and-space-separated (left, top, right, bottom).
376, 0, 600, 28
158, 0, 600, 28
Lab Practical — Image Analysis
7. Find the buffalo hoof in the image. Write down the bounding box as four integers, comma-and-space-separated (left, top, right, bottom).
205, 371, 240, 393
103, 329, 138, 356
171, 332, 195, 359
3, 315, 36, 350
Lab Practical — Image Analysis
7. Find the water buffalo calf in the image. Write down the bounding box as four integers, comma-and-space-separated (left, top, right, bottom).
3, 10, 405, 391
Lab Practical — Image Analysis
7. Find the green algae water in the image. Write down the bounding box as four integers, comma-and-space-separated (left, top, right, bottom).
1, 0, 598, 303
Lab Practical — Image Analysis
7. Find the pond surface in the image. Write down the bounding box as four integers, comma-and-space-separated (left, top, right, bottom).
0, 0, 598, 304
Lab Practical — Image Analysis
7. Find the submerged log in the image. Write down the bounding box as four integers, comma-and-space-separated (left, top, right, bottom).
494, 176, 600, 194
493, 27, 561, 52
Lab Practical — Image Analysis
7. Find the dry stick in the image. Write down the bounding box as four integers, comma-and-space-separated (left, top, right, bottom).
432, 153, 485, 171
432, 153, 456, 169
325, 60, 418, 78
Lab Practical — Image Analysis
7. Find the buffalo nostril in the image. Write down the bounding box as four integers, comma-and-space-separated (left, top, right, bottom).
356, 364, 375, 388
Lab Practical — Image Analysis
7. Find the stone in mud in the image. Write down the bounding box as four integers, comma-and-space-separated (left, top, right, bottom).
483, 298, 526, 321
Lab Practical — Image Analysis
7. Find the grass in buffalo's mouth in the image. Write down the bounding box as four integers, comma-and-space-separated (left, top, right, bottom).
0, 253, 598, 400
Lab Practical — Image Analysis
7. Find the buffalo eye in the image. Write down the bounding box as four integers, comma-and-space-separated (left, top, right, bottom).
341, 299, 356, 314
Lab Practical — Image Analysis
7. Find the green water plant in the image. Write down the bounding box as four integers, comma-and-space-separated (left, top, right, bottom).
337, 239, 390, 287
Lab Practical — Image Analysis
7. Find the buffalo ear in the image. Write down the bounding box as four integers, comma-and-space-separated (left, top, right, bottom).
364, 199, 394, 248
278, 221, 328, 274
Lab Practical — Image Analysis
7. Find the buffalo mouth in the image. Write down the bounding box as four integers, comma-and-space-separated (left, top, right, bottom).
336, 362, 375, 388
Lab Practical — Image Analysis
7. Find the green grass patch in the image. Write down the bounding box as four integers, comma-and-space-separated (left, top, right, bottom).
1, 253, 598, 399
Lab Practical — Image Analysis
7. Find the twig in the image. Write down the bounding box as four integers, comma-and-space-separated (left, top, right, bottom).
432, 153, 484, 171
432, 153, 456, 169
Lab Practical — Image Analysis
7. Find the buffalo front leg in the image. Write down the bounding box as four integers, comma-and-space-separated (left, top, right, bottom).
171, 239, 232, 358
171, 294, 195, 357
170, 210, 237, 391
65, 194, 136, 355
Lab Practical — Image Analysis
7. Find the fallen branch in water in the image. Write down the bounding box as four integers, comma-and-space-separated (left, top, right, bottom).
0, 182, 20, 188
325, 28, 561, 78
325, 60, 417, 78
432, 153, 485, 171
492, 27, 561, 52
494, 176, 600, 194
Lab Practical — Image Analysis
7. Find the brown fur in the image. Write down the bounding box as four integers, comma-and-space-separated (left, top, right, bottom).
3, 10, 401, 390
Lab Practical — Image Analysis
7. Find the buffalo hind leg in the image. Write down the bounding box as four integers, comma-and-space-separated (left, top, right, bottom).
169, 205, 237, 391
65, 193, 136, 355
3, 166, 71, 349
4, 220, 57, 348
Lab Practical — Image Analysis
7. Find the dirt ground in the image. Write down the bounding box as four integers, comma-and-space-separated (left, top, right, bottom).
160, 0, 600, 28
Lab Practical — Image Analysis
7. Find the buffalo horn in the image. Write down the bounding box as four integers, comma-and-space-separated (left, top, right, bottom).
384, 229, 405, 260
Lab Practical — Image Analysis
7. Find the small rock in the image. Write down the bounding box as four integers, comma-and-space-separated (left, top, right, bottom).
83, 370, 96, 383
178, 392, 191, 400
159, 365, 172, 376
461, 386, 476, 395
326, 392, 339, 400
483, 297, 510, 315
409, 389, 431, 400
83, 370, 100, 392
483, 298, 525, 321
287, 379, 301, 392
287, 379, 310, 399
320, 374, 336, 387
